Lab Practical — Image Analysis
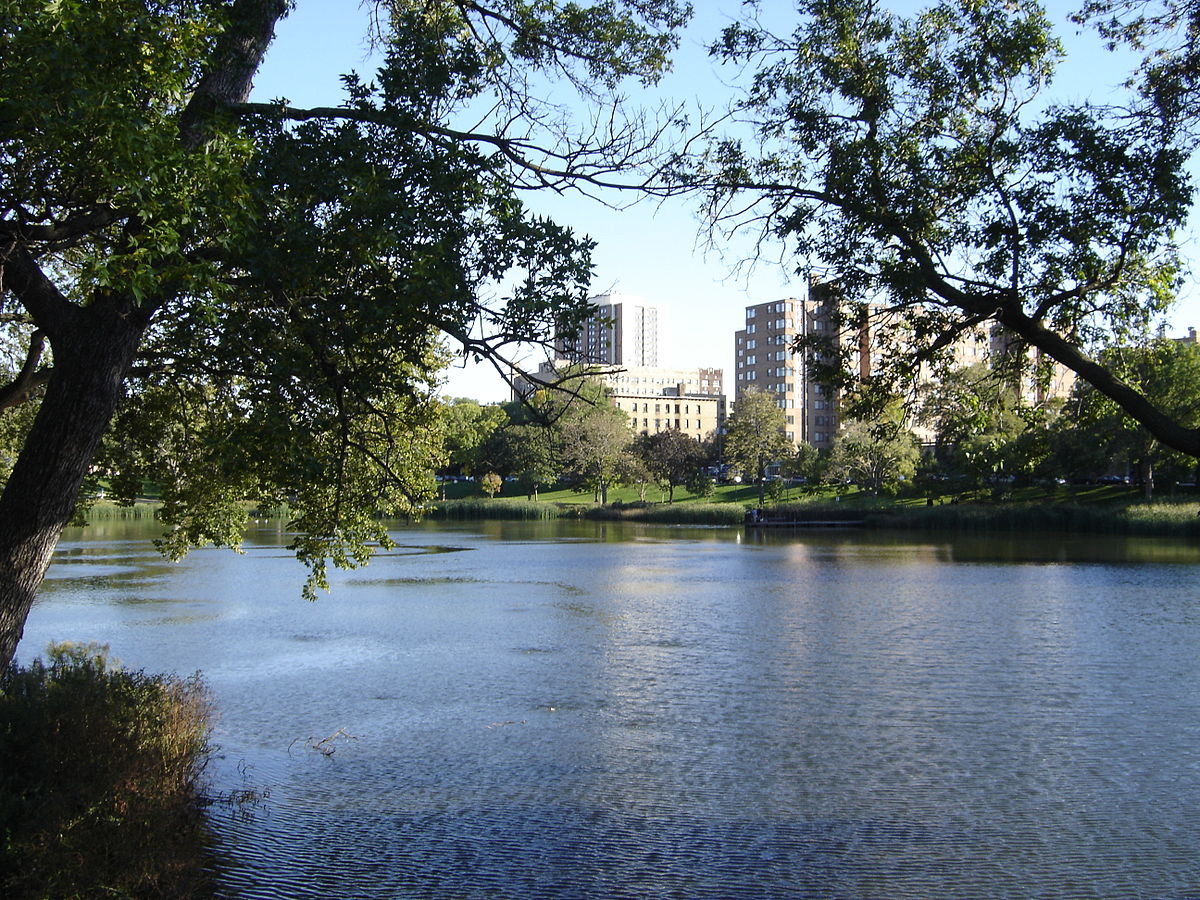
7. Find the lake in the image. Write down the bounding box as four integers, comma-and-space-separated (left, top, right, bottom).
18, 519, 1200, 898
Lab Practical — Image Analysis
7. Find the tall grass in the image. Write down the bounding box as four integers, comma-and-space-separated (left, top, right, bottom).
431, 498, 562, 520
584, 503, 747, 525
0, 642, 215, 899
867, 501, 1200, 536
82, 499, 163, 520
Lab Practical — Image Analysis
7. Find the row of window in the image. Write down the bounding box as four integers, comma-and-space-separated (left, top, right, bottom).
617, 401, 708, 415
634, 419, 705, 432
746, 301, 795, 320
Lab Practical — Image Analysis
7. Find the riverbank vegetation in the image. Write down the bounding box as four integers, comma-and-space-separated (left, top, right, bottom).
431, 480, 1200, 537
0, 643, 215, 899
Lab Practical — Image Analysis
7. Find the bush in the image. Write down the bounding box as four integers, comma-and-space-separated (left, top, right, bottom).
0, 642, 215, 899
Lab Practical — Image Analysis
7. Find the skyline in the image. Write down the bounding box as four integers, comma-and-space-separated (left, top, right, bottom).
251, 1, 1200, 404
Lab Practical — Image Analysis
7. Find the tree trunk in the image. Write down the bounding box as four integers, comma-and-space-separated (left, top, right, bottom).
0, 302, 146, 668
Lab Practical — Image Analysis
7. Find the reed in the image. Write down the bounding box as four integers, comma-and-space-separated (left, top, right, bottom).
430, 498, 562, 520
0, 642, 215, 899
583, 502, 746, 525
82, 499, 163, 520
866, 501, 1200, 536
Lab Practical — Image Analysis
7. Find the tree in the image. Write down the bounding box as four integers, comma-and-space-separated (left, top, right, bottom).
0, 0, 688, 667
559, 410, 633, 505
916, 364, 1034, 486
641, 428, 705, 503
441, 400, 507, 479
1070, 338, 1200, 496
724, 388, 792, 507
499, 424, 561, 500
698, 0, 1200, 458
558, 400, 634, 505
827, 415, 920, 496
480, 472, 503, 499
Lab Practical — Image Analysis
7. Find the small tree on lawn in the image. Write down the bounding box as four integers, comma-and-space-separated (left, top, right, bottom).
480, 472, 502, 499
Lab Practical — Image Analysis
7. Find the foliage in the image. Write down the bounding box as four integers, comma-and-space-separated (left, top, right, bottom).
0, 0, 692, 662
0, 643, 214, 899
1068, 338, 1200, 494
638, 427, 706, 502
480, 471, 503, 498
917, 364, 1036, 484
698, 0, 1200, 456
827, 414, 921, 495
584, 502, 746, 525
556, 385, 635, 504
724, 388, 792, 505
441, 399, 508, 477
489, 422, 561, 499
686, 468, 716, 499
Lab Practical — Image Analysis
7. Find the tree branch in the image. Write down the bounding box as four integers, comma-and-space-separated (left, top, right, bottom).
0, 330, 50, 411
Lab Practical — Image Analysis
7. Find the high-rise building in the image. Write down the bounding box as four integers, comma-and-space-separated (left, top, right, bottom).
734, 280, 1074, 453
733, 281, 843, 449
554, 292, 663, 367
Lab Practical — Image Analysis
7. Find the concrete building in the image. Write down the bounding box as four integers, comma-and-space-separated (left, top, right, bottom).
513, 362, 725, 443
733, 281, 845, 449
554, 292, 664, 367
988, 326, 1077, 407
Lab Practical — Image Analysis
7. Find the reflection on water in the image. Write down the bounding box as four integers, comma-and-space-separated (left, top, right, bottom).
20, 519, 1200, 898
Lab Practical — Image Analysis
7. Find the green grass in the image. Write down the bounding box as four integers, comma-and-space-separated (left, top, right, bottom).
0, 643, 216, 899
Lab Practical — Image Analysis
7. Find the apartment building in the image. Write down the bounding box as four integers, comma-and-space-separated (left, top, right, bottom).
988, 326, 1077, 407
734, 282, 843, 449
513, 362, 726, 443
553, 292, 663, 367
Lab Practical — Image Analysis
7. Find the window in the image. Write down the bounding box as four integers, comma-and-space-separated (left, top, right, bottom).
747, 339, 756, 349
747, 324, 756, 334
746, 308, 756, 319
747, 355, 757, 365
815, 399, 825, 410
786, 415, 794, 424
815, 432, 826, 442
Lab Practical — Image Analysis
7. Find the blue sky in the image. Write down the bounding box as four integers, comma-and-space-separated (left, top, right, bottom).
251, 1, 1200, 402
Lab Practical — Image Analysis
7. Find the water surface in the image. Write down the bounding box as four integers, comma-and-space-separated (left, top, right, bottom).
21, 520, 1200, 898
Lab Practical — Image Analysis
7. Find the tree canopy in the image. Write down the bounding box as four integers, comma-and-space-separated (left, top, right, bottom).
0, 0, 689, 666
696, 0, 1200, 456
724, 388, 792, 506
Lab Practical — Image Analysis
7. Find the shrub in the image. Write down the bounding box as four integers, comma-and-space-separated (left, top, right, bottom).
0, 642, 215, 899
